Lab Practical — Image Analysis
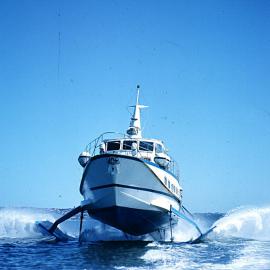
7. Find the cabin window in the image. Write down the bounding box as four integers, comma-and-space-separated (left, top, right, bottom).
123, 140, 137, 150
164, 177, 168, 186
155, 143, 163, 153
106, 141, 120, 151
139, 141, 153, 151
168, 181, 171, 189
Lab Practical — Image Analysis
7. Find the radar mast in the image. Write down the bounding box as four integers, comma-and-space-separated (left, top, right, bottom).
126, 85, 148, 138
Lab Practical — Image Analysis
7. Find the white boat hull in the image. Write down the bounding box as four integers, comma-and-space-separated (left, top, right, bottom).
80, 154, 181, 235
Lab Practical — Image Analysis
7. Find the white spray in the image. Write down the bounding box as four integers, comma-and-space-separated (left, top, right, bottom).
0, 208, 54, 238
212, 206, 270, 241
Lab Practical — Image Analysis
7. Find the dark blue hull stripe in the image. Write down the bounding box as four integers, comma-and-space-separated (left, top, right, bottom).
90, 183, 180, 203
142, 159, 178, 179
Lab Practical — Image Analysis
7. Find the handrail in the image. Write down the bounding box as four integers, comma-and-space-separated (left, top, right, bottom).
85, 131, 130, 156
84, 132, 180, 181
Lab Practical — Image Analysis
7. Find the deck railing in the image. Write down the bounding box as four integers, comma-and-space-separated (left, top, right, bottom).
84, 132, 180, 181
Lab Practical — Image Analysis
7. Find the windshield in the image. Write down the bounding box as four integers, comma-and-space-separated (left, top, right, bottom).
155, 143, 163, 153
139, 141, 153, 151
106, 141, 121, 151
123, 140, 137, 150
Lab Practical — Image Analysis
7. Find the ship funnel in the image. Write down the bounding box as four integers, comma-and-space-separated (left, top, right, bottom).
126, 85, 148, 138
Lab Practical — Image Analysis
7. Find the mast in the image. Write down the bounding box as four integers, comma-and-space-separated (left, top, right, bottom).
126, 85, 148, 138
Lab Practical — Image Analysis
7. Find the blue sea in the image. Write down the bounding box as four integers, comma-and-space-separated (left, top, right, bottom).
0, 206, 270, 269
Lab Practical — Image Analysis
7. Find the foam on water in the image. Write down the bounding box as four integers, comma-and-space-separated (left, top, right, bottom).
217, 243, 270, 270
212, 206, 270, 241
166, 218, 201, 242
154, 205, 270, 243
1, 206, 270, 270
1, 206, 270, 243
0, 208, 55, 238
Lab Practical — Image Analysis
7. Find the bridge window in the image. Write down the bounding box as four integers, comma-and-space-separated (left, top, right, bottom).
139, 141, 153, 151
107, 141, 120, 151
123, 140, 137, 150
155, 143, 163, 153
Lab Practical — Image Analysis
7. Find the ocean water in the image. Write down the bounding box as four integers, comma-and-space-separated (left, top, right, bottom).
0, 206, 270, 269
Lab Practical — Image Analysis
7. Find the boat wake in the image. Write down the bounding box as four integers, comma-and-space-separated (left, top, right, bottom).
0, 206, 270, 242
0, 208, 54, 239
210, 206, 270, 241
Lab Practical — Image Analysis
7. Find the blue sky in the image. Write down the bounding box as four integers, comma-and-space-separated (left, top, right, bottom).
0, 0, 269, 212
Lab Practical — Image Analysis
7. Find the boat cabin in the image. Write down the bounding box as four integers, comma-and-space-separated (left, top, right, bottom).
80, 87, 178, 177
100, 138, 171, 169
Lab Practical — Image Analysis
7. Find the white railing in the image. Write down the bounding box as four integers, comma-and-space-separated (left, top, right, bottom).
85, 131, 129, 156
84, 132, 180, 181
